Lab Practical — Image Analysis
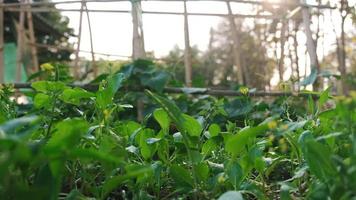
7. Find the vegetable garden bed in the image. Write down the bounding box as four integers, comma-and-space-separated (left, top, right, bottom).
0, 61, 355, 200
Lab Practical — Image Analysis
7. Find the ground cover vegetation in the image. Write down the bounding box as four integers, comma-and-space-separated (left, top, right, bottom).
0, 60, 355, 200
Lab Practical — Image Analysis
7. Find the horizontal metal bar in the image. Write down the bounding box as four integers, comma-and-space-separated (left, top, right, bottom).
0, 0, 337, 9
4, 7, 279, 19
5, 82, 320, 97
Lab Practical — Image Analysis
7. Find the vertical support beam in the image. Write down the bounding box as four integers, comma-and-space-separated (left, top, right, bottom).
26, 0, 39, 74
293, 22, 300, 91
131, 0, 146, 122
183, 0, 192, 87
0, 0, 4, 83
74, 0, 84, 79
339, 0, 348, 95
84, 3, 97, 77
16, 0, 25, 82
278, 19, 287, 82
300, 0, 320, 90
131, 0, 145, 59
226, 1, 244, 85
0, 0, 5, 84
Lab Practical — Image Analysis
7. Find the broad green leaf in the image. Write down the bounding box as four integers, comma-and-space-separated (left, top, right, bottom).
145, 90, 183, 124
182, 114, 202, 137
170, 165, 194, 188
33, 164, 57, 200
208, 123, 221, 137
225, 123, 269, 156
191, 150, 203, 164
153, 108, 170, 130
226, 160, 243, 189
60, 88, 94, 105
65, 190, 85, 200
96, 73, 125, 108
49, 159, 64, 200
318, 87, 331, 108
140, 71, 170, 92
108, 73, 125, 94
195, 162, 209, 182
34, 93, 52, 109
139, 129, 156, 160
218, 191, 244, 200
298, 131, 337, 180
146, 91, 200, 143
202, 139, 218, 156
0, 115, 39, 136
102, 165, 153, 197
31, 81, 68, 93
225, 98, 253, 118
44, 119, 89, 154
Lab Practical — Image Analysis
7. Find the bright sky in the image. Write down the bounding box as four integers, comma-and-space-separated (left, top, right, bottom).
54, 0, 355, 84
56, 1, 230, 58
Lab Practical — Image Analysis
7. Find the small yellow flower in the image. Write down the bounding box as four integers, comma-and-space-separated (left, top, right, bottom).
103, 109, 110, 120
217, 174, 226, 183
40, 63, 54, 71
267, 121, 277, 129
239, 87, 249, 95
281, 124, 289, 131
268, 134, 275, 142
278, 81, 291, 91
279, 138, 288, 152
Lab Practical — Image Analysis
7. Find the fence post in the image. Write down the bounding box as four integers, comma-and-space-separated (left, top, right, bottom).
131, 0, 145, 59
131, 0, 146, 122
16, 0, 25, 82
300, 0, 320, 91
74, 0, 84, 79
26, 0, 39, 74
183, 0, 192, 87
0, 0, 4, 83
226, 1, 245, 85
84, 3, 97, 77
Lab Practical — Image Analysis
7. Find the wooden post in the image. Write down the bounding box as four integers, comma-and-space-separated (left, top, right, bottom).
0, 0, 4, 83
226, 1, 245, 85
26, 0, 39, 74
183, 0, 192, 87
300, 0, 320, 90
293, 22, 300, 91
74, 0, 84, 79
278, 19, 287, 82
16, 0, 25, 82
131, 0, 145, 59
84, 3, 97, 77
339, 0, 348, 95
131, 0, 146, 122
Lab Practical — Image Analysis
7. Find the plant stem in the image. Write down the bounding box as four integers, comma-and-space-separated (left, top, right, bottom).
181, 132, 199, 200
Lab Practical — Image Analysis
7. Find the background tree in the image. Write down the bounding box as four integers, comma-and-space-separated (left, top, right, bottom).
4, 0, 74, 65
163, 20, 275, 90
